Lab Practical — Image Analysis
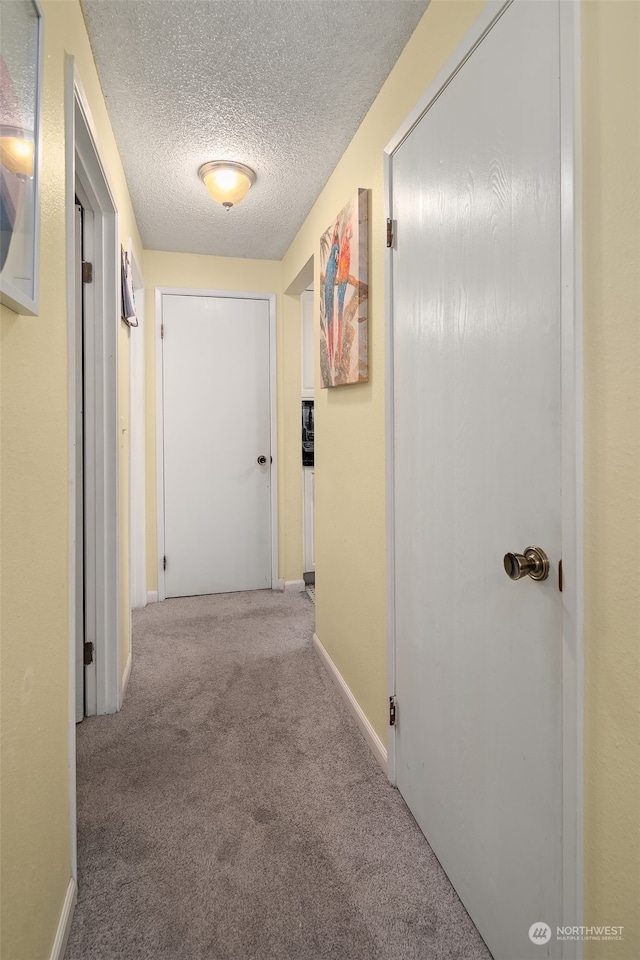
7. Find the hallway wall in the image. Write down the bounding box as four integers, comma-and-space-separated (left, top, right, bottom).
281, 0, 639, 953
282, 0, 486, 758
0, 2, 142, 958
0, 2, 637, 958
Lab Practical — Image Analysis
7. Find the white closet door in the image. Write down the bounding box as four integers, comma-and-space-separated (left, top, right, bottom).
162, 295, 272, 597
391, 3, 564, 958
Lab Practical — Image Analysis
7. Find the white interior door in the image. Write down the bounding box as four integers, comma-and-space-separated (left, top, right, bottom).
129, 268, 146, 610
162, 294, 272, 597
391, 3, 564, 959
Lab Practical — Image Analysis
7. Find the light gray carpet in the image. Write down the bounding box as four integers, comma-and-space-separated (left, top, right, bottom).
66, 590, 491, 960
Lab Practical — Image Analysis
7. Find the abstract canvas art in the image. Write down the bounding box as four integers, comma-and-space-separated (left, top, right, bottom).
319, 189, 368, 387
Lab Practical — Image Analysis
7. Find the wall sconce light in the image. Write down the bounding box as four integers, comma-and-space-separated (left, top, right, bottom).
198, 161, 256, 210
0, 126, 34, 179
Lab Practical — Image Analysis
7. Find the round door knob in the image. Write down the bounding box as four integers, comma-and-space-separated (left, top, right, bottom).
257, 455, 267, 465
503, 546, 550, 582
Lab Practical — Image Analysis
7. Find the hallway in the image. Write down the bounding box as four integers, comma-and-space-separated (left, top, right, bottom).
66, 591, 490, 960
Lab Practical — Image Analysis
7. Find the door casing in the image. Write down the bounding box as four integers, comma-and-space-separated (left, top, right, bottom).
65, 56, 122, 885
155, 288, 279, 600
128, 244, 147, 611
71, 83, 120, 719
383, 0, 584, 950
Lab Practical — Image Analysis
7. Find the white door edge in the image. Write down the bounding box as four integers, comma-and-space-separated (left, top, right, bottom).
154, 287, 164, 598
383, 147, 397, 789
155, 288, 279, 600
559, 2, 585, 945
383, 1, 584, 951
64, 55, 122, 878
73, 96, 120, 720
64, 52, 78, 885
127, 241, 147, 611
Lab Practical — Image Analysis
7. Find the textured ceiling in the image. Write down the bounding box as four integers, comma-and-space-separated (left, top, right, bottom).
81, 0, 429, 260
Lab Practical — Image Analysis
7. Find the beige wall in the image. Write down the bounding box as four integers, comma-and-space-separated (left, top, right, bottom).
582, 2, 640, 955
1, 1, 638, 957
282, 0, 487, 746
280, 0, 640, 950
0, 2, 142, 957
142, 252, 290, 591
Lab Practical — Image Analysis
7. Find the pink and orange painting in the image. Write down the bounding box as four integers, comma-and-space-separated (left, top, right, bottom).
319, 189, 368, 387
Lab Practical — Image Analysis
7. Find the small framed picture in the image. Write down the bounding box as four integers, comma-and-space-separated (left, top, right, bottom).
0, 0, 44, 316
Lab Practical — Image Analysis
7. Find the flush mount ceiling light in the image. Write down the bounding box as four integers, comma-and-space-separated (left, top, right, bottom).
198, 161, 256, 210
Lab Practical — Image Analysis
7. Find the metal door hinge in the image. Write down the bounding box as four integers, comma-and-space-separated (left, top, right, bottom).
558, 558, 563, 593
161, 323, 164, 339
83, 641, 94, 665
386, 218, 395, 249
163, 555, 167, 571
389, 695, 398, 726
82, 261, 93, 284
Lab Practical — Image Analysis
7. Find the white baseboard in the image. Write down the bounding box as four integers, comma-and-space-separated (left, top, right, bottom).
50, 877, 76, 960
146, 590, 158, 604
285, 579, 305, 593
275, 579, 306, 593
313, 633, 388, 772
120, 650, 132, 706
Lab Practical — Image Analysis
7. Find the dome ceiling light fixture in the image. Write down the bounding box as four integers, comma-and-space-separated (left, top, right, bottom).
198, 160, 256, 210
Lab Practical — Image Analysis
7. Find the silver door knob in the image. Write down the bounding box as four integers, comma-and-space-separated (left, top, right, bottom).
257, 455, 267, 465
503, 546, 550, 582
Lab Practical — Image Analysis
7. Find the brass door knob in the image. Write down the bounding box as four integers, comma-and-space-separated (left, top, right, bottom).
503, 546, 550, 582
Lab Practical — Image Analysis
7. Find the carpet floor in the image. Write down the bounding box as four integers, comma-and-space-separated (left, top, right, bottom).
65, 590, 491, 960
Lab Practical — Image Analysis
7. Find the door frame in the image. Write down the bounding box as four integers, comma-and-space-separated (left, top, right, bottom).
65, 52, 121, 747
155, 288, 279, 599
128, 242, 147, 611
383, 0, 583, 949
